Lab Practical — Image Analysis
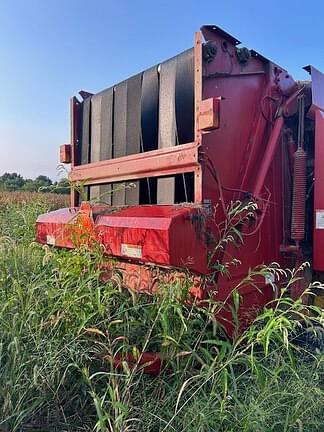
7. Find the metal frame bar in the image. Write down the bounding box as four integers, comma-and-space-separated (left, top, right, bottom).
193, 31, 203, 203
252, 116, 284, 197
313, 109, 324, 271
70, 96, 80, 207
70, 142, 199, 185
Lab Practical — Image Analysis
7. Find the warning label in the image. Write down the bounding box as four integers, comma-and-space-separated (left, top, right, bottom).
316, 210, 324, 229
121, 243, 142, 259
46, 235, 56, 246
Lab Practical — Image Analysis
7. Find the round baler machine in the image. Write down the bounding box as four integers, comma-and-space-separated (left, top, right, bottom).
37, 26, 324, 353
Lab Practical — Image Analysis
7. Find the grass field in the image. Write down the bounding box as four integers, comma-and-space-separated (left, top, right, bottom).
0, 192, 323, 431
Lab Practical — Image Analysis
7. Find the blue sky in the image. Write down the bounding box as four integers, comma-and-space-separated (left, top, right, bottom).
1, 0, 323, 180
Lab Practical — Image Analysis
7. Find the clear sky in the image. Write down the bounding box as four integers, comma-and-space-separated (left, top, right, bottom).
1, 0, 323, 180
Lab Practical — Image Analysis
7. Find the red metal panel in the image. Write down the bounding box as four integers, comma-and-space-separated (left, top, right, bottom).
36, 205, 208, 274
36, 207, 80, 249
196, 26, 291, 328
305, 65, 324, 118
313, 109, 324, 271
198, 97, 221, 131
60, 144, 71, 164
97, 205, 209, 274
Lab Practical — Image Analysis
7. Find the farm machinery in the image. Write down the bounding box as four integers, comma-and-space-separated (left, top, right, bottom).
36, 25, 324, 338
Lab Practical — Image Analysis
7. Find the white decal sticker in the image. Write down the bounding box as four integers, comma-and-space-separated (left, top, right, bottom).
203, 199, 212, 216
46, 235, 56, 246
316, 210, 324, 229
121, 243, 142, 259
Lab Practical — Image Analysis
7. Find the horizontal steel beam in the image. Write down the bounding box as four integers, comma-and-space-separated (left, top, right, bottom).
70, 142, 199, 185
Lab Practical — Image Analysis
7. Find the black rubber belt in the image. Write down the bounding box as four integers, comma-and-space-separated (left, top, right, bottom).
157, 55, 177, 204
100, 87, 114, 161
141, 66, 159, 152
157, 49, 194, 204
80, 97, 91, 201
99, 87, 114, 204
81, 97, 91, 165
88, 87, 115, 204
112, 80, 128, 205
81, 48, 194, 206
125, 73, 142, 205
89, 93, 102, 200
175, 48, 194, 203
140, 66, 159, 204
175, 48, 194, 145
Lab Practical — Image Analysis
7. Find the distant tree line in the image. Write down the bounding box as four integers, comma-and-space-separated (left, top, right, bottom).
0, 173, 70, 194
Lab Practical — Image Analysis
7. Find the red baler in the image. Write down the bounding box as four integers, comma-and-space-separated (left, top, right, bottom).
36, 25, 324, 335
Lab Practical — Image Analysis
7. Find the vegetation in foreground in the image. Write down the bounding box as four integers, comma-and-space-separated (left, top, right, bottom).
0, 193, 323, 432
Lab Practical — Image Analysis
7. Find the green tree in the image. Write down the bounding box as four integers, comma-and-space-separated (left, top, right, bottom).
22, 179, 38, 192
34, 175, 52, 191
0, 172, 70, 194
0, 172, 25, 191
53, 178, 70, 194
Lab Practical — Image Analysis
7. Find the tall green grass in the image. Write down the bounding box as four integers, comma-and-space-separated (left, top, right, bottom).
0, 196, 323, 431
